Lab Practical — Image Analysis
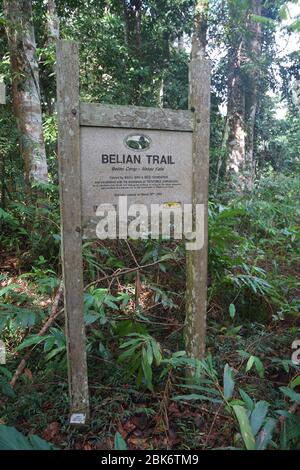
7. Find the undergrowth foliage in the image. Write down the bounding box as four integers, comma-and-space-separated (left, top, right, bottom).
0, 174, 299, 449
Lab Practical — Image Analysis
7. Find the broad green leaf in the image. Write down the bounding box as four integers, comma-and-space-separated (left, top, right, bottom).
239, 389, 254, 411
279, 5, 288, 20
43, 336, 56, 352
289, 19, 300, 32
16, 310, 36, 328
119, 338, 141, 349
223, 364, 235, 400
45, 346, 65, 362
118, 345, 139, 363
114, 432, 127, 450
0, 317, 7, 332
0, 284, 20, 297
250, 401, 269, 436
151, 341, 162, 366
128, 353, 142, 376
142, 348, 153, 391
0, 426, 33, 450
0, 377, 15, 398
233, 405, 256, 450
238, 350, 250, 359
104, 298, 119, 310
84, 311, 100, 325
0, 208, 16, 222
136, 366, 143, 387
230, 399, 245, 406
254, 357, 264, 378
180, 384, 220, 396
172, 394, 222, 404
146, 343, 153, 366
28, 434, 57, 450
255, 418, 276, 450
159, 253, 177, 262
280, 387, 300, 404
17, 335, 45, 351
290, 375, 300, 390
84, 293, 94, 309
246, 356, 255, 373
0, 425, 56, 450
229, 304, 236, 319
0, 366, 12, 380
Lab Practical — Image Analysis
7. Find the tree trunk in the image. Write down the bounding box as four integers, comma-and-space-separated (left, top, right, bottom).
226, 41, 246, 184
178, 34, 184, 51
47, 0, 60, 43
4, 0, 48, 186
191, 0, 209, 59
128, 0, 143, 104
134, 1, 142, 52
121, 0, 130, 46
245, 0, 262, 189
158, 31, 170, 108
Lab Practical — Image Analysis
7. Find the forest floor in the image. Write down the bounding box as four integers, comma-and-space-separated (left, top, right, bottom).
0, 254, 299, 450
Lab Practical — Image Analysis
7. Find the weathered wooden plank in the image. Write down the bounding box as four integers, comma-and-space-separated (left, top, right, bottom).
185, 58, 211, 360
82, 216, 99, 240
56, 40, 89, 421
0, 82, 5, 105
80, 102, 193, 132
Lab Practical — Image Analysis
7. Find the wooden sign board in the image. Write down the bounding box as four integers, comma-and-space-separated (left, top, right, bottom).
79, 104, 193, 237
0, 82, 5, 105
57, 40, 210, 423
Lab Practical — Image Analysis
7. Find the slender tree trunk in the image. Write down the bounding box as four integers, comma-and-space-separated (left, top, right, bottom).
191, 0, 209, 59
178, 34, 184, 51
1, 149, 5, 209
129, 0, 143, 104
214, 113, 229, 192
245, 0, 262, 189
226, 41, 246, 183
121, 0, 130, 46
45, 0, 60, 113
47, 0, 60, 43
133, 0, 142, 51
4, 0, 48, 186
158, 31, 170, 108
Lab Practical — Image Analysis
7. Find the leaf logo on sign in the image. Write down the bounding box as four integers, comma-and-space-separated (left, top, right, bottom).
125, 134, 151, 151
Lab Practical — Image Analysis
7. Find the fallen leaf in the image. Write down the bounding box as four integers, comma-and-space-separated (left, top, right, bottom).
83, 442, 93, 450
42, 422, 60, 442
128, 437, 149, 450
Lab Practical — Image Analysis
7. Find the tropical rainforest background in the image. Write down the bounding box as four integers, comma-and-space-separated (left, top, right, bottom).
0, 0, 300, 451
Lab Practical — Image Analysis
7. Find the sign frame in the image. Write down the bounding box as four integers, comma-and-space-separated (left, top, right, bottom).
80, 124, 194, 238
57, 40, 210, 421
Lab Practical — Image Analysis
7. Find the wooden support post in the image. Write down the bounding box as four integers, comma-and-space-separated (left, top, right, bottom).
56, 40, 89, 422
185, 58, 211, 361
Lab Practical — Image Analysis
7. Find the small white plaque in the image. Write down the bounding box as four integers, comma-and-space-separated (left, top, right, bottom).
70, 413, 86, 425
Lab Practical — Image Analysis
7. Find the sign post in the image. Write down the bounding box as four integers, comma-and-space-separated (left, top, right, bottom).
56, 40, 211, 420
57, 41, 89, 423
185, 58, 211, 360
